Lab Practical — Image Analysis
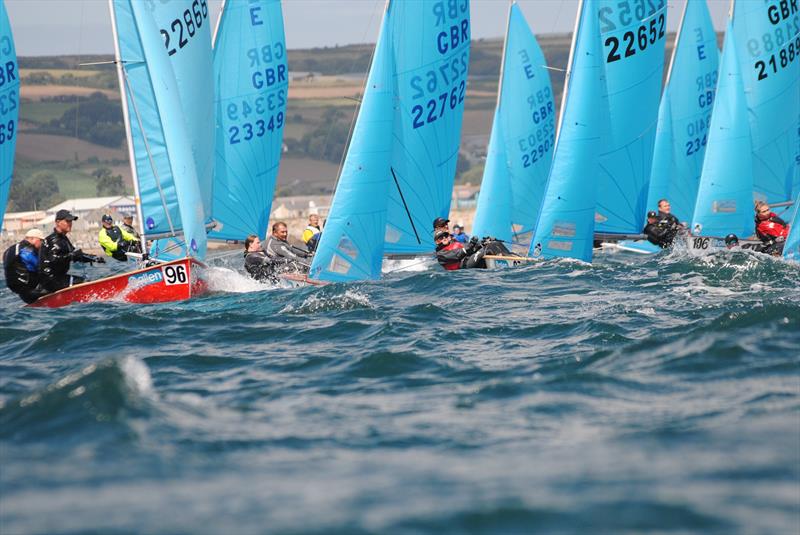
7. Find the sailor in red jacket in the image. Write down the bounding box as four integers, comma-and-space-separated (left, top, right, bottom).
434, 230, 487, 270
754, 202, 790, 255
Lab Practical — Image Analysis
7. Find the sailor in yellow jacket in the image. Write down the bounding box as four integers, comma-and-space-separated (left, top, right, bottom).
301, 214, 321, 252
98, 214, 140, 262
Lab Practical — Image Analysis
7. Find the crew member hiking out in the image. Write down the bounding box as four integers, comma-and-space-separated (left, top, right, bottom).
3, 229, 50, 304
643, 210, 676, 248
754, 201, 790, 255
40, 209, 104, 292
243, 234, 278, 284
98, 214, 140, 261
264, 221, 313, 274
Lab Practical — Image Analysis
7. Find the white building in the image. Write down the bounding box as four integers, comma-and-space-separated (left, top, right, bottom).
35, 196, 136, 230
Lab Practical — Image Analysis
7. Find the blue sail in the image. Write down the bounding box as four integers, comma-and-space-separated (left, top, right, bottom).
209, 0, 288, 241
111, 1, 207, 258
645, 0, 719, 222
383, 0, 470, 254
594, 0, 667, 234
0, 0, 18, 225
783, 201, 800, 261
472, 109, 513, 241
691, 21, 753, 239
149, 1, 215, 224
472, 3, 555, 242
309, 9, 394, 282
733, 0, 800, 203
528, 0, 606, 262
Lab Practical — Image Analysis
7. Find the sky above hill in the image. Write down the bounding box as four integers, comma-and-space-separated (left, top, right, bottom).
8, 0, 732, 56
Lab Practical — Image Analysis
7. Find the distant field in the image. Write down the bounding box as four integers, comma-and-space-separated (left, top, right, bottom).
20, 85, 118, 101
19, 101, 73, 125
20, 68, 103, 79
276, 157, 340, 195
16, 133, 127, 162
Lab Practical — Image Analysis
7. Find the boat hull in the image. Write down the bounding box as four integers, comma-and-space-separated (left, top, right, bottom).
28, 258, 207, 308
484, 255, 535, 269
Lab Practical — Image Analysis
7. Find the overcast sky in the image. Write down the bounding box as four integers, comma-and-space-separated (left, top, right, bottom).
7, 0, 733, 56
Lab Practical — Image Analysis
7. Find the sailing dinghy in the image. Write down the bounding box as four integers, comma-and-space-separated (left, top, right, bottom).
30, 0, 213, 307
309, 0, 470, 282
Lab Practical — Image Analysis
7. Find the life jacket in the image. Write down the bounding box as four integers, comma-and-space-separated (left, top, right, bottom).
3, 241, 39, 293
439, 241, 464, 271
755, 212, 789, 241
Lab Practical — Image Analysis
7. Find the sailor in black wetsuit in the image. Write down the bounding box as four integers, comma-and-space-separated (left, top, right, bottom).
40, 209, 104, 292
264, 221, 312, 274
643, 211, 671, 248
243, 234, 278, 283
3, 229, 50, 304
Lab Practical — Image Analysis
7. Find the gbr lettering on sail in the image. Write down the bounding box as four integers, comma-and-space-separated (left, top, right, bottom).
409, 1, 470, 130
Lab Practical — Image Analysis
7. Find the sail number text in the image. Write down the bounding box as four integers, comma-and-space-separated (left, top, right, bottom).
160, 0, 209, 57
746, 2, 799, 81
520, 88, 555, 168
409, 1, 469, 130
0, 119, 14, 145
604, 14, 665, 63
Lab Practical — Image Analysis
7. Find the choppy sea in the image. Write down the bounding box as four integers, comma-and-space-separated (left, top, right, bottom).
1, 248, 799, 534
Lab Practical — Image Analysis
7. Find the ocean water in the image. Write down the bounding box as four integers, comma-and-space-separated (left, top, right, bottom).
1, 249, 799, 534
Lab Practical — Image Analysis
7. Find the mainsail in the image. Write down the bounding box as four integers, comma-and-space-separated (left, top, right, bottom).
528, 0, 606, 262
594, 0, 667, 234
472, 3, 555, 243
732, 0, 800, 203
309, 10, 394, 282
0, 0, 17, 225
383, 0, 471, 254
645, 0, 719, 222
210, 0, 288, 241
691, 20, 753, 238
110, 0, 208, 258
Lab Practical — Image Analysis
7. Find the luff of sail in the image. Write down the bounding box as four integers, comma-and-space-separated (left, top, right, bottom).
309, 6, 394, 282
732, 0, 800, 203
472, 3, 555, 243
210, 0, 288, 241
528, 0, 606, 262
110, 0, 207, 258
384, 0, 470, 254
149, 0, 215, 226
783, 200, 800, 261
691, 21, 753, 239
645, 0, 719, 223
594, 0, 667, 234
0, 0, 18, 225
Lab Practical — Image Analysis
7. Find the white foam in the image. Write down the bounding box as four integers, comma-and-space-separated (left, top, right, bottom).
203, 266, 272, 293
120, 355, 155, 399
280, 288, 372, 314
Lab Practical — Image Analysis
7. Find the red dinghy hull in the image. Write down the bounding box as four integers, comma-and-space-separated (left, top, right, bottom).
27, 258, 207, 308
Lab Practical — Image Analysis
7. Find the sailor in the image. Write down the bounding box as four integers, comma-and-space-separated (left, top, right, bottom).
264, 221, 312, 273
435, 230, 512, 270
754, 201, 789, 255
98, 214, 140, 261
243, 234, 278, 283
656, 199, 681, 228
40, 209, 104, 292
452, 224, 469, 244
120, 213, 143, 253
3, 228, 50, 304
643, 210, 673, 248
432, 217, 451, 236
301, 214, 321, 251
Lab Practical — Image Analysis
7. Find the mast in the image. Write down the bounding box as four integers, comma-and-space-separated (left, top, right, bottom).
108, 0, 146, 241
212, 0, 227, 46
494, 1, 514, 110
554, 0, 585, 147
663, 0, 689, 88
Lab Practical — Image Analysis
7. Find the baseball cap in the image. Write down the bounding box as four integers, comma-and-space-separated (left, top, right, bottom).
101, 214, 113, 223
432, 217, 450, 229
25, 228, 44, 240
647, 210, 658, 219
55, 209, 78, 221
122, 213, 133, 220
